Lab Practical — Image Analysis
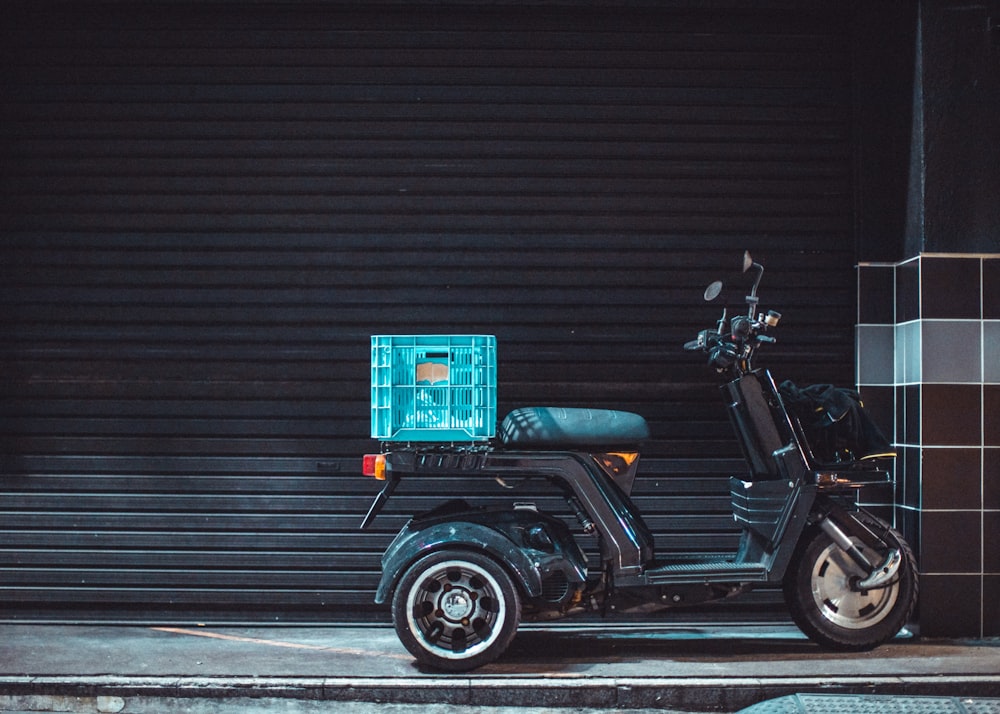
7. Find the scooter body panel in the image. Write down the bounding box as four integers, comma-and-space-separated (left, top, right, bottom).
379, 448, 655, 577
374, 499, 589, 609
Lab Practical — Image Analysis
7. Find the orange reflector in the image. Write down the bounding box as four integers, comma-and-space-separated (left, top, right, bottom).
594, 452, 640, 476
362, 453, 386, 480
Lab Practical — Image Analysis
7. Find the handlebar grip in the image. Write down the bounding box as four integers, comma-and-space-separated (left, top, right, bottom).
683, 339, 702, 351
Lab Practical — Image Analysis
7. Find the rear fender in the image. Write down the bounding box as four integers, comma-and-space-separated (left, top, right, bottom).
374, 502, 587, 605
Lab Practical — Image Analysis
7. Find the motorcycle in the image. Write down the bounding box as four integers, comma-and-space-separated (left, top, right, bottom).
360, 253, 918, 671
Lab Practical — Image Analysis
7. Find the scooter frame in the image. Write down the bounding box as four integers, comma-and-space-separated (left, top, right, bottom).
364, 367, 899, 619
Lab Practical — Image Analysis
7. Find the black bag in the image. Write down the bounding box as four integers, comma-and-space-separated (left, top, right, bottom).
779, 381, 893, 463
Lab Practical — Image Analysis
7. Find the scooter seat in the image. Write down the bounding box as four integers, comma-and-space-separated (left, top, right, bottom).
500, 406, 650, 449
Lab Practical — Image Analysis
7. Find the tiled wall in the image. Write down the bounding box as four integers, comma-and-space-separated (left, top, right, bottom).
857, 254, 1000, 637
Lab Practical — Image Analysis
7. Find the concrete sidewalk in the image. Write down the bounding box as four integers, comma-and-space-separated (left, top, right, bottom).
1, 620, 999, 712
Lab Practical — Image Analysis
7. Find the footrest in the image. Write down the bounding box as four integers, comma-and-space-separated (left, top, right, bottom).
645, 560, 769, 584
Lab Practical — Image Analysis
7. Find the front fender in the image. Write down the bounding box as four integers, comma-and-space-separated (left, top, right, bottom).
374, 504, 587, 605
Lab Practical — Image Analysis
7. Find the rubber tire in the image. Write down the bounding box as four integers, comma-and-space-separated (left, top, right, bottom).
391, 550, 522, 671
784, 511, 918, 651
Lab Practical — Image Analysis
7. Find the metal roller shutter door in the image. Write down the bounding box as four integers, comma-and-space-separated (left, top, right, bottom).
0, 2, 854, 618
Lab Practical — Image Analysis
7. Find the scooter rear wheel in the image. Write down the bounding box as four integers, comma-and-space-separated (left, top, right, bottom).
784, 511, 917, 651
391, 550, 521, 671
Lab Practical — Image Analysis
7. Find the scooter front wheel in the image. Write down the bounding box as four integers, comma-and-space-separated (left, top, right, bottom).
784, 512, 917, 651
391, 550, 522, 671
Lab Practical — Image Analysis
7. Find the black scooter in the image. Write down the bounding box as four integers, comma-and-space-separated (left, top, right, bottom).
361, 253, 918, 671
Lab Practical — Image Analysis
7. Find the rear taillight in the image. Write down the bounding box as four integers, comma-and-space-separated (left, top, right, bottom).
362, 453, 386, 480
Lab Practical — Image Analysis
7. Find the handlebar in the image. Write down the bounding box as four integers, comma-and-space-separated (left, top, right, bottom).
685, 285, 781, 377
684, 255, 782, 376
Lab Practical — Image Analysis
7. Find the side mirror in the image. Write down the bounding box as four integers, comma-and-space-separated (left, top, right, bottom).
704, 281, 724, 302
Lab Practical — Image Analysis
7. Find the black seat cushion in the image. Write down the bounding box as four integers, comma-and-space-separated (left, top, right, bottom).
500, 406, 649, 449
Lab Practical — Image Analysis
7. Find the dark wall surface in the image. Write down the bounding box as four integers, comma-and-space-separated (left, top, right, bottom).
908, 0, 1000, 255
852, 2, 917, 263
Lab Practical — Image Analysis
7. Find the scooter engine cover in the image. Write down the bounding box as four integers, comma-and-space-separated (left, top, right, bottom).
500, 406, 650, 449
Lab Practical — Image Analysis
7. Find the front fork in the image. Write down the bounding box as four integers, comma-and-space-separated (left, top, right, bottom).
814, 500, 902, 591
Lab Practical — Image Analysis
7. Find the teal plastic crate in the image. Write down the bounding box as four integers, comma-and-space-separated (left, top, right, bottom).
371, 335, 497, 442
